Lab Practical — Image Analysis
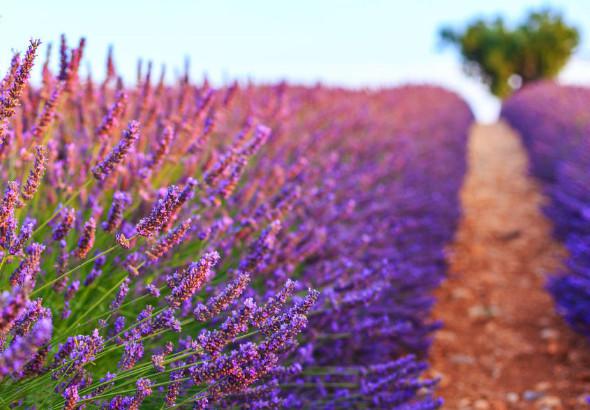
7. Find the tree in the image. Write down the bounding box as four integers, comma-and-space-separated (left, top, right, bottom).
440, 9, 579, 98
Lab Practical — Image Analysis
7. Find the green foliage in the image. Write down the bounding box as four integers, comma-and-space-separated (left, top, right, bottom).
440, 9, 579, 98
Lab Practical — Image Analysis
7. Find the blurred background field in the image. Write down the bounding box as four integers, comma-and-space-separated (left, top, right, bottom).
1, 0, 590, 121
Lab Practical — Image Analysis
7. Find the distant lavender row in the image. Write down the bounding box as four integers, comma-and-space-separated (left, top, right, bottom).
0, 37, 472, 409
281, 85, 472, 408
502, 82, 590, 339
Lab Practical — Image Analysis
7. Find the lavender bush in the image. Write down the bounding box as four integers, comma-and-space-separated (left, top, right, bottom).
502, 82, 590, 339
0, 38, 472, 408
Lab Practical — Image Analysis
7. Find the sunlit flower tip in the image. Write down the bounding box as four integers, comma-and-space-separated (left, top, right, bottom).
21, 145, 48, 201
64, 280, 80, 302
151, 353, 165, 372
14, 300, 48, 338
142, 123, 173, 176
294, 288, 320, 316
110, 278, 130, 310
52, 329, 103, 379
63, 385, 79, 410
198, 298, 257, 355
75, 217, 96, 258
0, 317, 52, 378
9, 217, 36, 255
92, 120, 140, 181
216, 155, 248, 200
130, 377, 153, 408
115, 232, 131, 249
146, 283, 160, 297
203, 148, 238, 187
253, 279, 297, 325
0, 52, 20, 92
0, 286, 28, 336
239, 220, 282, 273
160, 178, 198, 229
193, 272, 251, 321
9, 242, 45, 287
0, 39, 40, 120
165, 368, 185, 406
0, 181, 22, 226
225, 80, 241, 104
166, 251, 220, 308
193, 397, 209, 409
168, 177, 199, 220
0, 124, 12, 159
240, 124, 271, 156
106, 45, 116, 79
102, 191, 131, 233
52, 207, 76, 241
29, 82, 64, 140
119, 339, 144, 371
135, 185, 180, 237
113, 316, 125, 335
146, 218, 192, 261
123, 252, 143, 277
57, 34, 69, 81
96, 90, 127, 139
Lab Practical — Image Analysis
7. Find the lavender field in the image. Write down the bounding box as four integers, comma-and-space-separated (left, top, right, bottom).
0, 38, 475, 408
2, 2, 590, 409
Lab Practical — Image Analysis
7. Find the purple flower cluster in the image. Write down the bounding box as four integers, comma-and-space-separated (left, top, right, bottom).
503, 82, 590, 338
0, 37, 472, 408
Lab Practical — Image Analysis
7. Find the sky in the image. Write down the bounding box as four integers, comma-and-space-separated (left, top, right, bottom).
0, 0, 589, 122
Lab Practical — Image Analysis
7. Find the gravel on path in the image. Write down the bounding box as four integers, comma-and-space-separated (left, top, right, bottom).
430, 122, 590, 410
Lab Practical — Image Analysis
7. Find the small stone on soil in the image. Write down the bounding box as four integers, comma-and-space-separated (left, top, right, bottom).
506, 392, 519, 403
523, 390, 544, 401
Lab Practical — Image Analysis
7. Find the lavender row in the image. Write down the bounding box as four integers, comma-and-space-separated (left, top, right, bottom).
502, 82, 590, 339
0, 37, 472, 409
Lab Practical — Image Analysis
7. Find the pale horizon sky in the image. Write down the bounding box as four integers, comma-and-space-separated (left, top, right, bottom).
0, 0, 589, 122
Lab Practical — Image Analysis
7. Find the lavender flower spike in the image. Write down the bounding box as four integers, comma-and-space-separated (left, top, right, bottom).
102, 191, 131, 232
0, 286, 28, 337
62, 385, 80, 410
10, 243, 45, 287
166, 251, 220, 308
146, 218, 192, 261
96, 90, 128, 139
21, 145, 48, 201
28, 82, 64, 140
193, 272, 251, 321
75, 217, 96, 258
92, 120, 140, 181
52, 207, 76, 241
135, 185, 180, 237
0, 39, 40, 120
0, 317, 52, 378
0, 181, 22, 227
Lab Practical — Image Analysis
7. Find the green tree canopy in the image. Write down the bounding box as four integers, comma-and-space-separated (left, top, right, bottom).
440, 9, 580, 98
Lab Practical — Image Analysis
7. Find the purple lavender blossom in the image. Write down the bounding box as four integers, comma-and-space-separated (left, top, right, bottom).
166, 251, 220, 308
0, 286, 28, 337
193, 272, 251, 321
52, 207, 76, 241
92, 120, 140, 181
21, 145, 48, 200
102, 191, 131, 233
10, 243, 45, 287
75, 217, 96, 258
0, 317, 52, 378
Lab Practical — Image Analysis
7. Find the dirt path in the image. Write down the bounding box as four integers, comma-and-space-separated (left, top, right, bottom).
430, 122, 590, 410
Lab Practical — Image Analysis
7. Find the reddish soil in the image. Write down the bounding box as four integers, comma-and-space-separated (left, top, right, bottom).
429, 122, 590, 409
